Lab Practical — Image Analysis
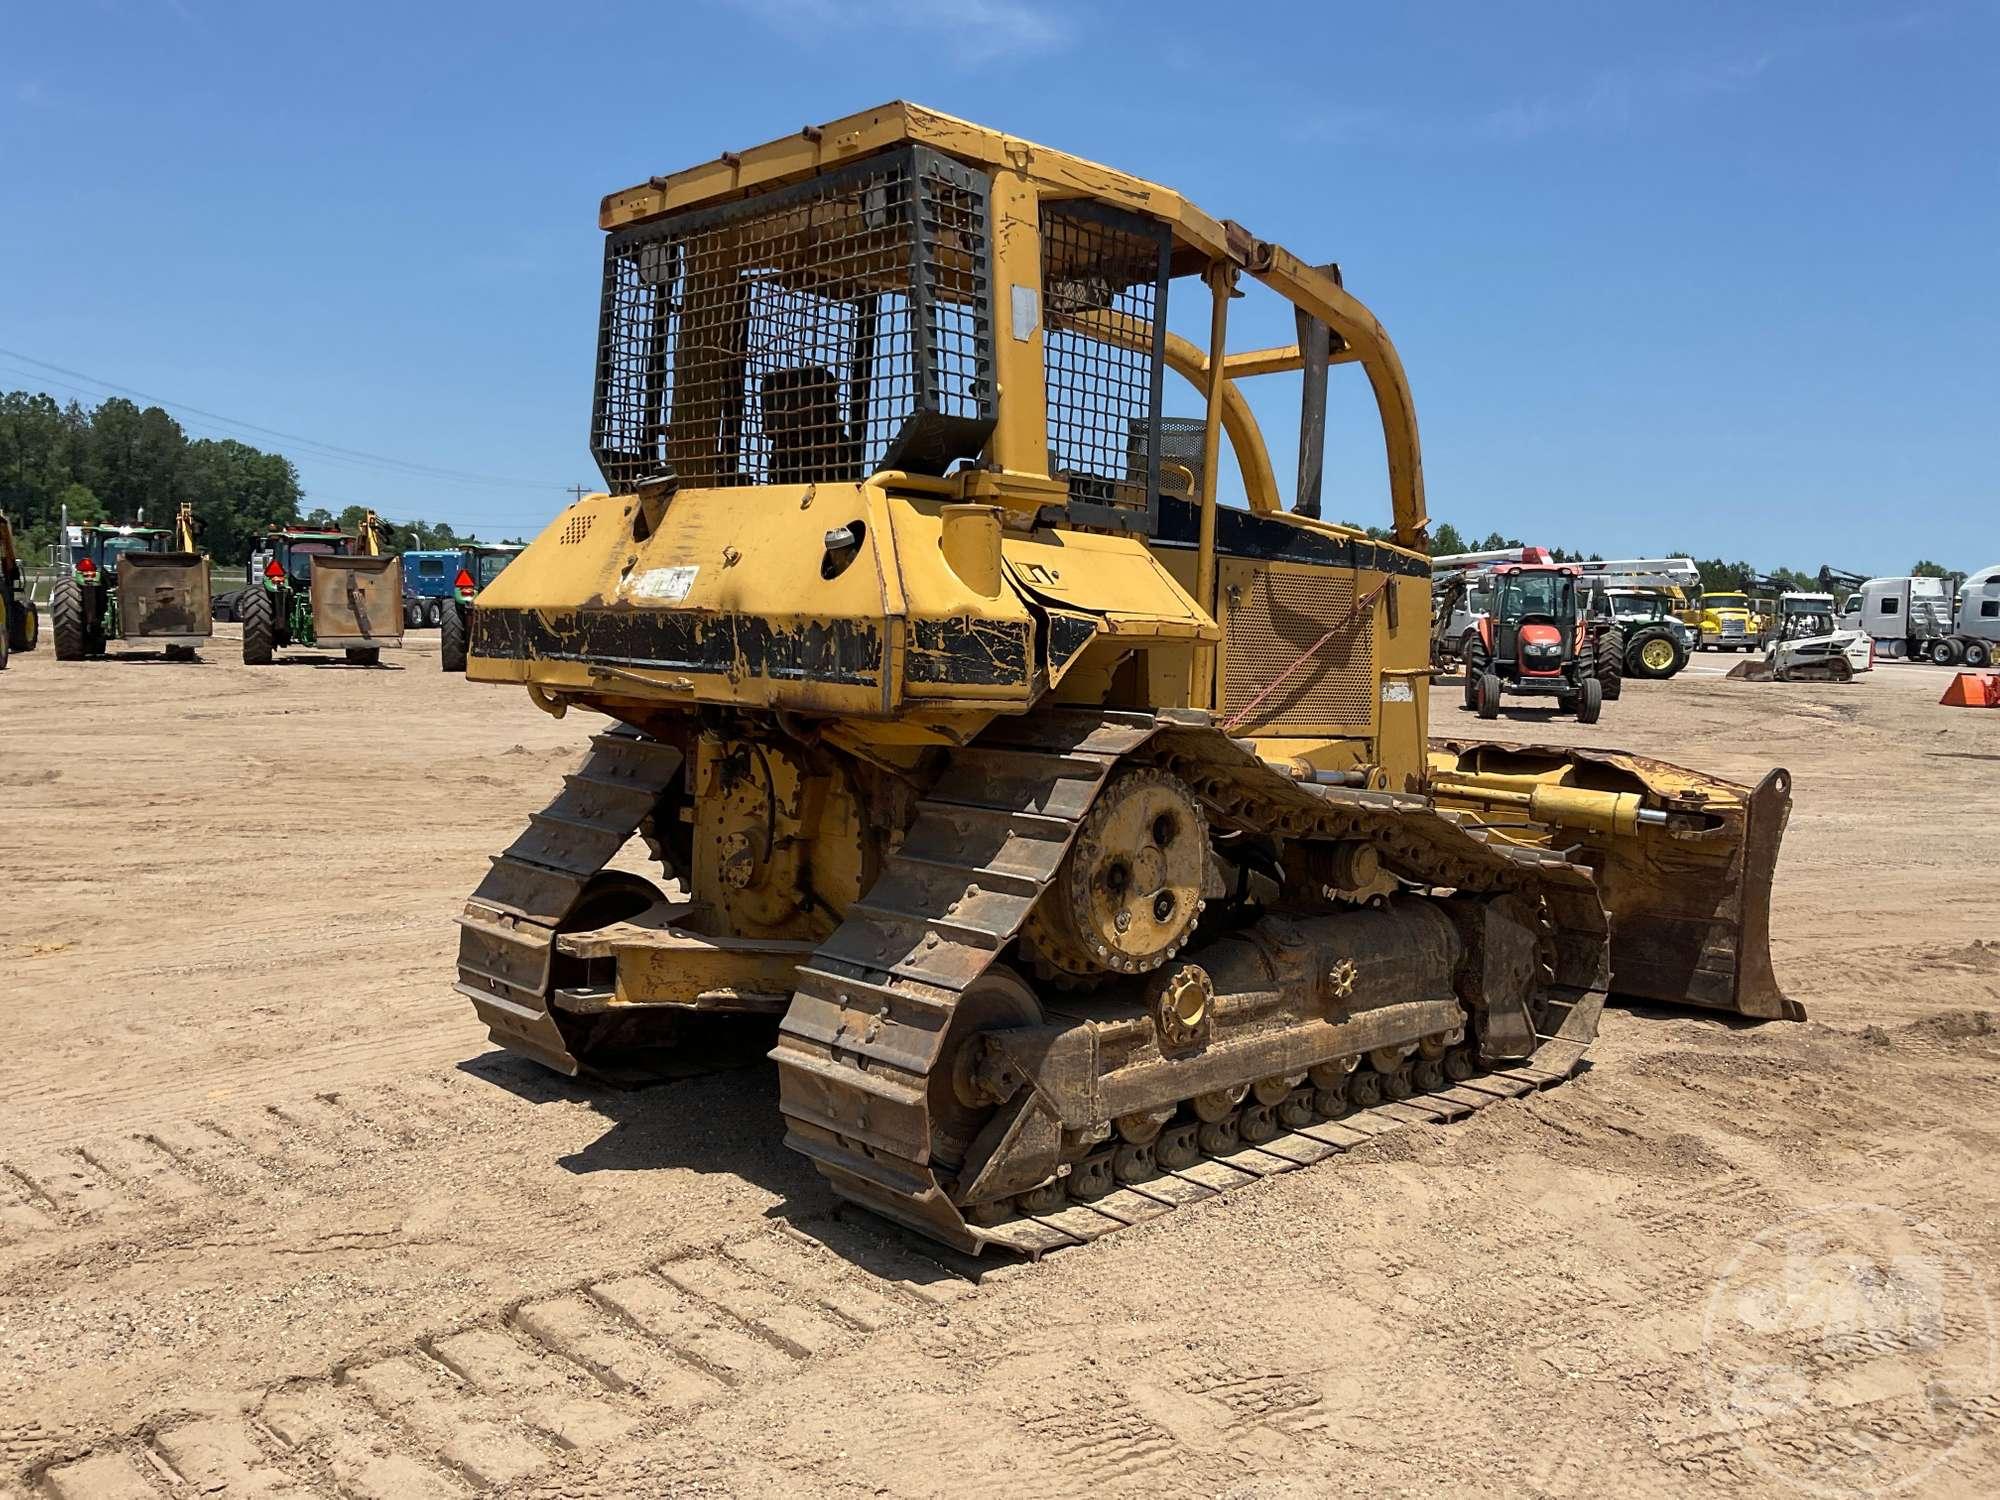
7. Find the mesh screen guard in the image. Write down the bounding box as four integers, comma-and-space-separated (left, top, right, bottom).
1041, 200, 1172, 532
593, 146, 995, 493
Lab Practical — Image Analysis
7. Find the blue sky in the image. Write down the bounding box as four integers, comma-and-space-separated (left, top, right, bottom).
3, 0, 1994, 572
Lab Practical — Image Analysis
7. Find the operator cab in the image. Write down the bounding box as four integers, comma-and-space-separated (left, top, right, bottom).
1497, 568, 1576, 628
248, 531, 349, 586
64, 524, 170, 577
468, 545, 522, 591
1774, 593, 1837, 642
1601, 589, 1670, 623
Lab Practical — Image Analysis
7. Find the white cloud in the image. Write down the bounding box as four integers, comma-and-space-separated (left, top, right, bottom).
1288, 48, 1775, 149
725, 0, 1072, 64
1482, 53, 1772, 142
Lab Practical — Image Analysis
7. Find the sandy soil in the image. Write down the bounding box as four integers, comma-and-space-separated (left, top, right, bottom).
1, 633, 1996, 1499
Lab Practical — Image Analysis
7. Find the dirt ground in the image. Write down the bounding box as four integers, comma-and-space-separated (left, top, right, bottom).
2, 632, 1996, 1499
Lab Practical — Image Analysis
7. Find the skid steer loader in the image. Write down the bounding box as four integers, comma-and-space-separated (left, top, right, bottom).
51, 504, 212, 660
241, 511, 403, 665
1727, 592, 1870, 683
455, 104, 1801, 1256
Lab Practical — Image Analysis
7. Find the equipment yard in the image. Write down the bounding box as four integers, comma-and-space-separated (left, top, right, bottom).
3, 637, 1994, 1499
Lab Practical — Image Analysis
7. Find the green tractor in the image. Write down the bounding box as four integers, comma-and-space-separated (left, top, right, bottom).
438, 543, 524, 673
51, 504, 212, 661
241, 511, 404, 666
1, 511, 41, 670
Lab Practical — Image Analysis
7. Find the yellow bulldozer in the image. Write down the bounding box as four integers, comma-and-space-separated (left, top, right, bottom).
456, 104, 1799, 1255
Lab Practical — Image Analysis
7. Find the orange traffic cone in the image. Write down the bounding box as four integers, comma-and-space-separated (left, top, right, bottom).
1939, 672, 2000, 707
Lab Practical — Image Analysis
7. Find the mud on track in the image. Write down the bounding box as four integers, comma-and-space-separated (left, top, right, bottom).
3, 633, 1997, 1497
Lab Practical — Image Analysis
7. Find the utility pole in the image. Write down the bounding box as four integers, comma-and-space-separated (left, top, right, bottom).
567, 483, 593, 504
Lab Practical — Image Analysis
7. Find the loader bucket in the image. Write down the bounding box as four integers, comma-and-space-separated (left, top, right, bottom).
117, 551, 212, 643
1429, 741, 1804, 1021
309, 555, 404, 650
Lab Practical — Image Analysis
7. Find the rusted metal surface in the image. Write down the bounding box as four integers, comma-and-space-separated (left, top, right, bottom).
116, 551, 211, 642
456, 731, 686, 1075
973, 991, 1601, 1259
1429, 738, 1802, 1021
555, 919, 817, 1012
309, 555, 405, 650
773, 708, 1610, 1254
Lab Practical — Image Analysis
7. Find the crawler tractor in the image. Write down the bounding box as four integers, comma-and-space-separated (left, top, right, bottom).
50, 504, 211, 661
457, 104, 1800, 1256
241, 512, 404, 665
1, 512, 39, 669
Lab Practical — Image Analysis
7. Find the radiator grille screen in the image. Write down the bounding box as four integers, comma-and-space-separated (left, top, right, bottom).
1041, 201, 1170, 531
593, 146, 994, 492
1223, 569, 1376, 731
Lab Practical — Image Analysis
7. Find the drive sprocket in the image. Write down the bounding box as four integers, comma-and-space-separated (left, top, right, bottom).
1021, 766, 1207, 978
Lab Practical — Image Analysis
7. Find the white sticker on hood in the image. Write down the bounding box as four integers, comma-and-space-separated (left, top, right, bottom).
1381, 679, 1414, 703
630, 565, 699, 602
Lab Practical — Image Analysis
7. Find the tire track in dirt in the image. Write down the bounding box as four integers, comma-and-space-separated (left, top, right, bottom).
20, 1218, 972, 1499
0, 1070, 584, 1252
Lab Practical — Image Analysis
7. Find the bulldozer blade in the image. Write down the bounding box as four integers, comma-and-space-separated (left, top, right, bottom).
117, 551, 211, 643
1592, 760, 1801, 1021
1429, 742, 1804, 1022
310, 555, 405, 649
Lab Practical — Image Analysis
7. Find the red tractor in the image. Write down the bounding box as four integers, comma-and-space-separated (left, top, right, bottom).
1462, 562, 1609, 723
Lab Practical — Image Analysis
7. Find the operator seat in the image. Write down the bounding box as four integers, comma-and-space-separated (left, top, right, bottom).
761, 366, 859, 485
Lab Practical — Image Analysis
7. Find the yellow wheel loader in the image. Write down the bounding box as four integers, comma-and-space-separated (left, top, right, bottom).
456, 104, 1800, 1255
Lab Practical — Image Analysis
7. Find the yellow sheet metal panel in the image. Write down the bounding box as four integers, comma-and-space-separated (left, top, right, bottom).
469, 486, 1048, 716
1002, 529, 1214, 639
986, 168, 1049, 486
882, 495, 1035, 703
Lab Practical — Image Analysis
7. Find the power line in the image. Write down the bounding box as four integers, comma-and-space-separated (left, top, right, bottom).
0, 358, 571, 535
298, 489, 558, 534
0, 346, 567, 493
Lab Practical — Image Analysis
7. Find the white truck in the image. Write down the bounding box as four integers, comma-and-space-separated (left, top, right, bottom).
1838, 572, 1995, 665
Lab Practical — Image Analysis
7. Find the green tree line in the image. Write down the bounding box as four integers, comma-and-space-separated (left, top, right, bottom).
1668, 555, 1963, 595
0, 389, 515, 564
299, 505, 519, 552
1344, 519, 1605, 564
1, 391, 303, 564
1410, 518, 1956, 594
